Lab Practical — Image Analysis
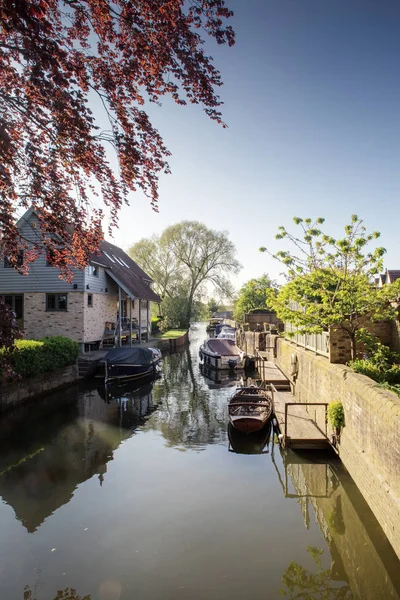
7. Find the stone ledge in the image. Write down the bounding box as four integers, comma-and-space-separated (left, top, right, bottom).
0, 363, 79, 412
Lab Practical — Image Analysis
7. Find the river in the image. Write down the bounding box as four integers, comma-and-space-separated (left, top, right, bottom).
0, 323, 399, 600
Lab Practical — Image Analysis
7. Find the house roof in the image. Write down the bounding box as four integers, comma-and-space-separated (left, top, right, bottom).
91, 240, 161, 303
387, 270, 400, 283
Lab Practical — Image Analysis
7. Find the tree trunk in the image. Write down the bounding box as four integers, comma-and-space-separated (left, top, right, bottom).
184, 288, 195, 329
349, 333, 357, 361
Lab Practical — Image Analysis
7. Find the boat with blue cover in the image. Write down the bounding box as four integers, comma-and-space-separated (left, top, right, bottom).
104, 346, 162, 383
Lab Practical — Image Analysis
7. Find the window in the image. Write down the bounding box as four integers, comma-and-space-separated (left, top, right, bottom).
91, 266, 99, 277
87, 294, 93, 307
4, 252, 23, 268
46, 294, 68, 311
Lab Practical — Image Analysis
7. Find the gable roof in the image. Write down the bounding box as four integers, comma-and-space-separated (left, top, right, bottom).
387, 270, 400, 283
91, 240, 161, 303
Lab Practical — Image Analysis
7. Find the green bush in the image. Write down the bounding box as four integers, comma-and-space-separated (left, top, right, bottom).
3, 336, 79, 379
350, 359, 400, 385
151, 317, 162, 333
327, 401, 345, 430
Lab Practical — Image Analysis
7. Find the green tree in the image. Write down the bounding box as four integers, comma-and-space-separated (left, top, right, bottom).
233, 274, 276, 323
130, 222, 240, 328
261, 216, 400, 360
207, 297, 220, 316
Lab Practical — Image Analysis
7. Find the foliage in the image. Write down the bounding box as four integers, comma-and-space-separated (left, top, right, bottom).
207, 297, 220, 317
326, 497, 345, 536
261, 215, 400, 360
24, 587, 90, 600
279, 546, 352, 599
349, 329, 400, 384
0, 298, 23, 380
327, 401, 345, 430
151, 317, 162, 334
233, 273, 276, 322
130, 222, 240, 327
1, 336, 79, 381
1, 0, 234, 279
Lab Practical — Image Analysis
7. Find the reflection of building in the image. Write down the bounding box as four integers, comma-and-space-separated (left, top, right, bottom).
277, 450, 400, 600
0, 383, 154, 532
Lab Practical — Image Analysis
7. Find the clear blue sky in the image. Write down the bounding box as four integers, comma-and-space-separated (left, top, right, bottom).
110, 0, 400, 289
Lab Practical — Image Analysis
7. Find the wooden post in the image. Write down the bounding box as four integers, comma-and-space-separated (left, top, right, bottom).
118, 286, 122, 347
147, 300, 150, 341
129, 297, 133, 347
139, 299, 142, 344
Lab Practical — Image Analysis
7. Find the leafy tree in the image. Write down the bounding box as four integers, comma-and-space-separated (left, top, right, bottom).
233, 273, 276, 322
0, 0, 234, 278
207, 297, 220, 316
0, 299, 23, 380
130, 222, 240, 328
261, 216, 400, 360
279, 546, 352, 599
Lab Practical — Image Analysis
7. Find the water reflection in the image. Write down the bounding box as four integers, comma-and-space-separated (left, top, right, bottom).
0, 324, 398, 600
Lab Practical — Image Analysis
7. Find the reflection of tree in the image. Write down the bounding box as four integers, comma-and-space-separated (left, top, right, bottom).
24, 587, 90, 600
147, 345, 227, 449
279, 546, 352, 599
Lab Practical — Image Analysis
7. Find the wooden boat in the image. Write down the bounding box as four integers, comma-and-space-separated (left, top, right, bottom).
199, 338, 246, 370
228, 385, 273, 434
104, 346, 162, 384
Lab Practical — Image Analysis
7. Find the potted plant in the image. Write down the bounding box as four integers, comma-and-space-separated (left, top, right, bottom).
327, 401, 345, 446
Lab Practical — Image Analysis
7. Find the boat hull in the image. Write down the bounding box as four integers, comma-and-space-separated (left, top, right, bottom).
199, 348, 244, 370
229, 415, 269, 434
105, 363, 158, 383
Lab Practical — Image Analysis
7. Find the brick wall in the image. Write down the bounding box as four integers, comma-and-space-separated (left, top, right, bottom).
329, 319, 393, 364
83, 293, 117, 343
276, 338, 400, 559
24, 292, 84, 342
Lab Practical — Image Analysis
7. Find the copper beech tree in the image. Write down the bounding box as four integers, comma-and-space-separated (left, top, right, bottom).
0, 0, 234, 351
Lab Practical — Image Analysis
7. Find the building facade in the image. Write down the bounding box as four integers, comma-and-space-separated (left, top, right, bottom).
0, 208, 161, 352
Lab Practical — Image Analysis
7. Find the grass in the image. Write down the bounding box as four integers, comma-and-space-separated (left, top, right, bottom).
155, 329, 187, 339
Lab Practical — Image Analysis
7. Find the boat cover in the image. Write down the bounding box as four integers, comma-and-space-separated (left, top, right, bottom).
105, 346, 155, 364
206, 338, 242, 356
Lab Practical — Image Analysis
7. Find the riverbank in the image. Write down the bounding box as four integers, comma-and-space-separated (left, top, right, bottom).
0, 329, 189, 412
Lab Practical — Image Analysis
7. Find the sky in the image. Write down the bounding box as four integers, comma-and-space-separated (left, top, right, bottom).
105, 0, 400, 291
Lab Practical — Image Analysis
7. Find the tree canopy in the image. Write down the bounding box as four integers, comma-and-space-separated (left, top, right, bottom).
0, 0, 234, 276
233, 273, 276, 323
261, 215, 400, 359
129, 221, 240, 328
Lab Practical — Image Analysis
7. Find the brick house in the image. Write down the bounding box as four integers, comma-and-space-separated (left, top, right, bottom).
0, 208, 161, 352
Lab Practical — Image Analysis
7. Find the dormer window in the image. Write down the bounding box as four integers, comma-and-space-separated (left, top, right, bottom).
91, 265, 99, 277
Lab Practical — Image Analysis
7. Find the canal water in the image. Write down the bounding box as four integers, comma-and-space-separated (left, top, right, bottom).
0, 324, 399, 600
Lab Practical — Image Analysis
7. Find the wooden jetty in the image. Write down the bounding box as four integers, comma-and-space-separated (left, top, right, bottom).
255, 352, 330, 450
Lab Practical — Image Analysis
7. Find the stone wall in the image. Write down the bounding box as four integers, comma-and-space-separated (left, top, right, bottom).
24, 292, 84, 343
275, 337, 400, 559
83, 292, 117, 343
0, 364, 79, 412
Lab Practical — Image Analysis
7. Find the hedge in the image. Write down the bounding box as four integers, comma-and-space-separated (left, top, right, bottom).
1, 336, 79, 380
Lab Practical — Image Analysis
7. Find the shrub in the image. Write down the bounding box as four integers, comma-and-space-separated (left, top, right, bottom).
327, 401, 345, 430
3, 336, 79, 380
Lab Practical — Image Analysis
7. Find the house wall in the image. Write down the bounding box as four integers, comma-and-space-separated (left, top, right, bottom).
83, 292, 118, 343
0, 214, 84, 293
132, 299, 151, 330
24, 292, 84, 342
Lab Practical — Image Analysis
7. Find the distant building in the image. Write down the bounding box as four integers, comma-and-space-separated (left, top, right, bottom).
0, 207, 161, 352
376, 270, 400, 287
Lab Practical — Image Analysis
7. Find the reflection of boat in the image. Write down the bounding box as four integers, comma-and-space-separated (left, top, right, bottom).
228, 420, 271, 454
228, 385, 273, 433
199, 364, 241, 388
199, 338, 245, 370
104, 346, 162, 383
98, 376, 156, 403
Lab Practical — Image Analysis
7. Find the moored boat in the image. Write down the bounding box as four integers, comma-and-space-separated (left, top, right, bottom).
199, 338, 246, 370
228, 384, 273, 434
104, 346, 162, 384
206, 317, 224, 334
